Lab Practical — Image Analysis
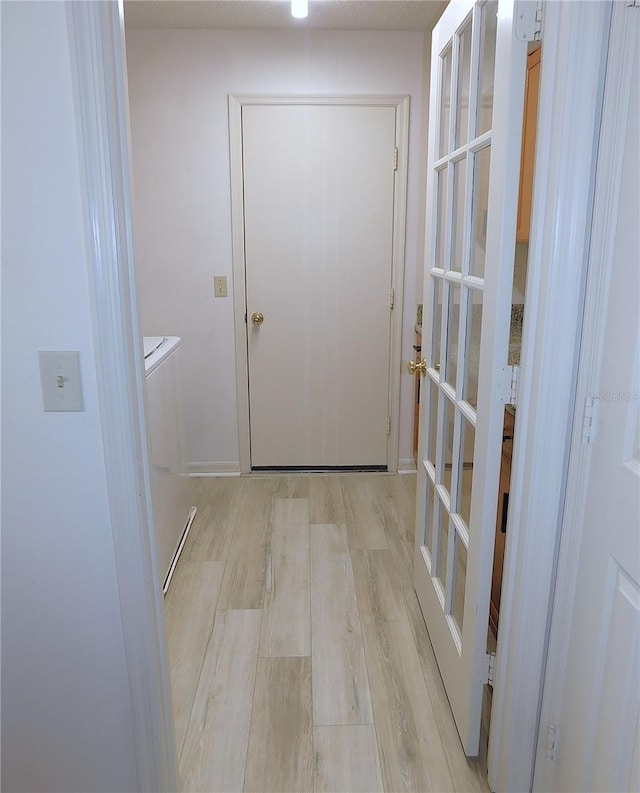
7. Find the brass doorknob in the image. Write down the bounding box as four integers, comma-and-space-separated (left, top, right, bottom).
408, 359, 427, 376
251, 311, 264, 325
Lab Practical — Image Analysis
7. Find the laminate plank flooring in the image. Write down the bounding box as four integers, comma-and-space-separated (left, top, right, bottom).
260, 499, 310, 657
179, 609, 262, 793
340, 475, 390, 550
310, 523, 373, 726
164, 559, 225, 754
217, 477, 280, 609
313, 725, 384, 793
243, 657, 314, 793
166, 472, 490, 793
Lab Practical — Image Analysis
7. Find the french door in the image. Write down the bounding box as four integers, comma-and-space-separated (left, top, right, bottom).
414, 0, 528, 754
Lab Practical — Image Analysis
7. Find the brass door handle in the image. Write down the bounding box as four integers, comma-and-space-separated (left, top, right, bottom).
251, 311, 264, 325
408, 359, 427, 376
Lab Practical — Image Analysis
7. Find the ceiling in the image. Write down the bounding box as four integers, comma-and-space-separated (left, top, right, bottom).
123, 0, 448, 32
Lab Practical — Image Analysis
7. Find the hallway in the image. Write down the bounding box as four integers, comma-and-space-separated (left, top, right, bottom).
164, 473, 490, 792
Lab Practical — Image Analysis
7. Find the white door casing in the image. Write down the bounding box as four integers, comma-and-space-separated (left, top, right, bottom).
229, 95, 409, 473
414, 0, 527, 755
534, 3, 640, 790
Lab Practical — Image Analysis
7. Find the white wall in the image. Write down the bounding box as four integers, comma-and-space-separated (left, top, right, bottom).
125, 28, 428, 471
1, 3, 139, 790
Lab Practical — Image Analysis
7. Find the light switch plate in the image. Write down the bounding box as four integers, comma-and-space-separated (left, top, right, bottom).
214, 276, 228, 298
39, 351, 84, 412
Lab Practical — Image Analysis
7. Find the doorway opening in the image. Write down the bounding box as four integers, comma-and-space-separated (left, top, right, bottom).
489, 40, 541, 644
229, 95, 410, 474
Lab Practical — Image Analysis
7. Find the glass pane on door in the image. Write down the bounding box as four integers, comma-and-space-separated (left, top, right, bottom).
452, 532, 468, 633
431, 277, 444, 369
439, 45, 453, 158
458, 417, 476, 526
463, 291, 483, 408
426, 377, 439, 468
436, 505, 450, 589
442, 397, 456, 496
476, 1, 498, 136
445, 284, 461, 388
435, 168, 448, 269
451, 158, 467, 272
471, 145, 491, 278
456, 19, 473, 148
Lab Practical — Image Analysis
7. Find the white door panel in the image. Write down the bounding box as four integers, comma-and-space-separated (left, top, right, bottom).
242, 104, 396, 468
535, 5, 640, 789
414, 0, 527, 754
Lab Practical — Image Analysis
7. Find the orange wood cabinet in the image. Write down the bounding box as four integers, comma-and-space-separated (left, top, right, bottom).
490, 409, 515, 633
516, 47, 541, 242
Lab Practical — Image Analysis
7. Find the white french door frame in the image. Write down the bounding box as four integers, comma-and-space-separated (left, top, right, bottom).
228, 94, 409, 473
67, 1, 613, 790
488, 1, 613, 790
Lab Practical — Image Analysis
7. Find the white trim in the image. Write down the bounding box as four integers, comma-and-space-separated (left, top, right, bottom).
188, 461, 242, 476
487, 2, 612, 790
398, 458, 418, 473
228, 93, 410, 474
533, 2, 634, 789
65, 2, 177, 791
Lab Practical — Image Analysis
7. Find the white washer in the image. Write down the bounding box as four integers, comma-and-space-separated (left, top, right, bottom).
143, 336, 195, 592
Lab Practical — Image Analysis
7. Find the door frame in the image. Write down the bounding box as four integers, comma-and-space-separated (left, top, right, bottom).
228, 94, 410, 473
66, 2, 177, 790
487, 1, 613, 789
69, 2, 613, 791
532, 2, 637, 788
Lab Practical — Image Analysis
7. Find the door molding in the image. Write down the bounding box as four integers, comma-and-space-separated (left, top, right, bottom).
66, 2, 177, 790
487, 2, 613, 790
228, 94, 410, 473
532, 2, 635, 788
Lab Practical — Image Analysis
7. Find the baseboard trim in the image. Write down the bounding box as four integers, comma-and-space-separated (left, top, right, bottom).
398, 458, 417, 473
188, 462, 241, 477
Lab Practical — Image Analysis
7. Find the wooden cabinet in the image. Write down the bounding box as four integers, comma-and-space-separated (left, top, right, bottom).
516, 47, 541, 242
490, 409, 515, 633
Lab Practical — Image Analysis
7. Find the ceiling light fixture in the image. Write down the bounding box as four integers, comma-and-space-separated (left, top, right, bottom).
291, 0, 308, 19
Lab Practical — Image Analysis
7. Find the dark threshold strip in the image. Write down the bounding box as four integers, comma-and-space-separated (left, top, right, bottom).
251, 465, 388, 473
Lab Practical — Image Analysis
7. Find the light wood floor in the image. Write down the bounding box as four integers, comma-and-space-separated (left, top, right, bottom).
164, 473, 490, 793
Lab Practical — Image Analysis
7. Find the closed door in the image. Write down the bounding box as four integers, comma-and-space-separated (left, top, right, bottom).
534, 4, 640, 789
413, 0, 528, 754
242, 103, 397, 469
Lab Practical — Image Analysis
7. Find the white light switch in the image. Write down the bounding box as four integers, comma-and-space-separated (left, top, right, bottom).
39, 351, 84, 412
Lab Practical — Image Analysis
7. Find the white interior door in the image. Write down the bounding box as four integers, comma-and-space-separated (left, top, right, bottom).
534, 5, 640, 789
242, 103, 396, 469
414, 0, 527, 754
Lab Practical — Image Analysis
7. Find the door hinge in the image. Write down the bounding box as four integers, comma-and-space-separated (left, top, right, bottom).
514, 0, 543, 41
487, 651, 497, 687
390, 288, 395, 309
498, 364, 520, 406
545, 723, 558, 760
393, 147, 399, 171
387, 415, 391, 435
581, 395, 598, 445
508, 364, 520, 407
626, 0, 640, 8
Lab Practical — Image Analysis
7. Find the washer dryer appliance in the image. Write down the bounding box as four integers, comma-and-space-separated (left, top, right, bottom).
143, 336, 195, 592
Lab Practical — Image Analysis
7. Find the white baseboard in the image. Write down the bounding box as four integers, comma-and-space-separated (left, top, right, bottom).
398, 458, 417, 473
188, 462, 241, 477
